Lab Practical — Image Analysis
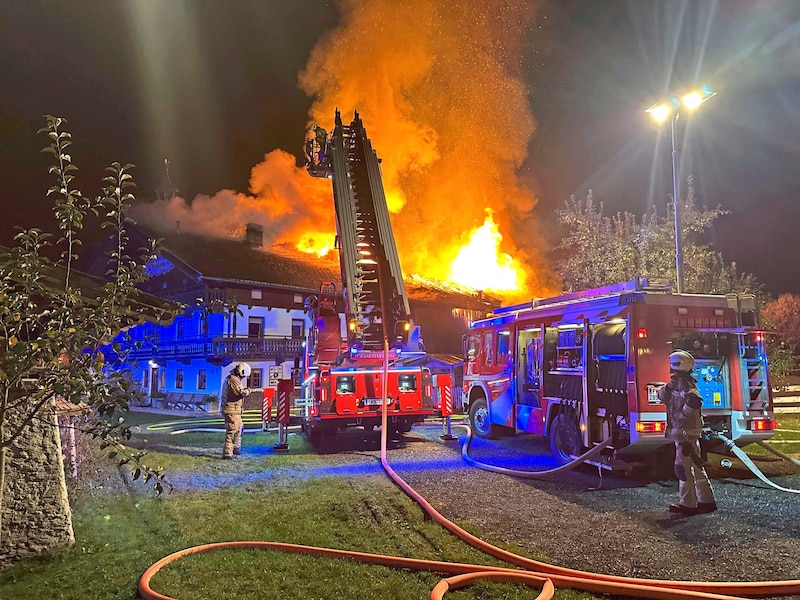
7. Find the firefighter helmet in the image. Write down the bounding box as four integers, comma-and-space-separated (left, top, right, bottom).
233, 362, 251, 378
669, 350, 694, 372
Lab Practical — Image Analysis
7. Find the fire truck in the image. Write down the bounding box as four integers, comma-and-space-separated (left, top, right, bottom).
299, 111, 434, 439
462, 278, 778, 470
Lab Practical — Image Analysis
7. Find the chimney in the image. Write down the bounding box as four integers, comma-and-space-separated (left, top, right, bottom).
245, 223, 263, 247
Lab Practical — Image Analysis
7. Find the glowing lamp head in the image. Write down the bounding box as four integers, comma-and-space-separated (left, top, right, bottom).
646, 102, 673, 123
681, 92, 704, 110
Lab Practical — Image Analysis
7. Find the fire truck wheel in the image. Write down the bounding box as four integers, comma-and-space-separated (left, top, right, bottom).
549, 412, 582, 465
469, 398, 497, 439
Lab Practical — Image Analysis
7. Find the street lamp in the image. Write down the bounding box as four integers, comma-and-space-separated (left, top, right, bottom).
646, 85, 717, 294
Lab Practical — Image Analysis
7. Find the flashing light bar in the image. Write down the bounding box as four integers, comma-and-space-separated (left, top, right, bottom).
635, 420, 666, 434
748, 418, 778, 432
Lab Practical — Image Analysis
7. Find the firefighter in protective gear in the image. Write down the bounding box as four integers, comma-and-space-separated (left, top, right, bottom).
222, 363, 252, 459
658, 350, 718, 515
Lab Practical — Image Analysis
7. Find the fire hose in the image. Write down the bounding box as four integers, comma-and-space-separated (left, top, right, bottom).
139, 423, 800, 600
709, 431, 800, 494
756, 439, 800, 467
458, 423, 614, 478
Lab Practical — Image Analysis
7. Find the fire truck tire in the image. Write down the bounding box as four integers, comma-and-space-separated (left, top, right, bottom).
469, 398, 497, 439
549, 412, 582, 465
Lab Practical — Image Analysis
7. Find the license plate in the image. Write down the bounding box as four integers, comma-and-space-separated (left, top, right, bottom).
364, 398, 385, 406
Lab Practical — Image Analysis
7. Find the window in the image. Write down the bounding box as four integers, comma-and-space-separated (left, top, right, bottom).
465, 335, 480, 361
497, 329, 511, 365
248, 316, 264, 337
251, 289, 262, 300
160, 370, 166, 389
250, 368, 263, 388
142, 371, 148, 389
336, 376, 355, 394
292, 318, 305, 339
398, 374, 417, 391
197, 369, 207, 390
199, 313, 209, 336
176, 319, 185, 338
483, 332, 493, 366
175, 369, 184, 389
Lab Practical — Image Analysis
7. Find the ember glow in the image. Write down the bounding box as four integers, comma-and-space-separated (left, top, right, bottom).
449, 210, 524, 293
297, 234, 333, 258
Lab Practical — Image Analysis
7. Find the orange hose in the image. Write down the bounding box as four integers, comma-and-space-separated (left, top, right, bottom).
138, 419, 800, 600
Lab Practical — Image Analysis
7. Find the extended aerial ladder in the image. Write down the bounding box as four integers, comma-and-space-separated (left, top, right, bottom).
308, 110, 413, 352
300, 111, 432, 439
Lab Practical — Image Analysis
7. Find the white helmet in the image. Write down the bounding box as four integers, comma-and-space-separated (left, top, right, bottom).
234, 362, 251, 378
669, 350, 694, 372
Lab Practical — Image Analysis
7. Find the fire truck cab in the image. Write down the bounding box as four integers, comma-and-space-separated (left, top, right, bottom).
463, 278, 777, 470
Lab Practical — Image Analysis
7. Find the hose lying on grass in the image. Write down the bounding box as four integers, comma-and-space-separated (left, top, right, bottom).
139, 423, 800, 600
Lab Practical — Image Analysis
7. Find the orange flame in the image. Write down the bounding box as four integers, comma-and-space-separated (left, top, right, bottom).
449, 210, 524, 293
130, 1, 562, 302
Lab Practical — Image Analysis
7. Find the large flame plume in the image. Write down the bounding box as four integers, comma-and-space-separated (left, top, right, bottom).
450, 210, 523, 292
300, 0, 560, 300
131, 0, 561, 301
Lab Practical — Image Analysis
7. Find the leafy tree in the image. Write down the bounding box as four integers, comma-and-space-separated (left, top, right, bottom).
761, 293, 800, 386
554, 180, 760, 295
0, 117, 182, 535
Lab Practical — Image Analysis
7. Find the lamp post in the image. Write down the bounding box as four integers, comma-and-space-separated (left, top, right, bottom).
646, 86, 717, 294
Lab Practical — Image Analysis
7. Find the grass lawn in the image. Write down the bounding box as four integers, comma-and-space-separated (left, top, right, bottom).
2, 411, 796, 600
0, 419, 598, 600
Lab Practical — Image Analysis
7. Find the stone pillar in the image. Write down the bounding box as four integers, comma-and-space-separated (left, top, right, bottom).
0, 394, 74, 567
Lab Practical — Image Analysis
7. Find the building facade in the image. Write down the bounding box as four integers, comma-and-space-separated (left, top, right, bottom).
97, 224, 495, 411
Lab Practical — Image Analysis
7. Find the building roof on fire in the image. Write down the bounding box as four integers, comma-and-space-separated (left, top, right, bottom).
84, 225, 499, 312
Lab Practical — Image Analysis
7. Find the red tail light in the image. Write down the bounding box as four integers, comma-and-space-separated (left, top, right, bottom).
635, 420, 666, 434
309, 405, 318, 417
637, 328, 647, 339
748, 418, 777, 432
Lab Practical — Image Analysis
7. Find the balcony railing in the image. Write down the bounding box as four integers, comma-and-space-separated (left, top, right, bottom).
212, 337, 304, 360
123, 336, 303, 361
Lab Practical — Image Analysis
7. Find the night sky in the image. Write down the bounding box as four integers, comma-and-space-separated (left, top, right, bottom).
1, 0, 799, 297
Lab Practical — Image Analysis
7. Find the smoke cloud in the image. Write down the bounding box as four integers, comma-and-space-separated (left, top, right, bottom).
129, 149, 334, 250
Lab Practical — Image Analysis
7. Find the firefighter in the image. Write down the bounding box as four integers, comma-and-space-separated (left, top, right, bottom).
309, 123, 328, 164
221, 362, 252, 459
658, 350, 718, 515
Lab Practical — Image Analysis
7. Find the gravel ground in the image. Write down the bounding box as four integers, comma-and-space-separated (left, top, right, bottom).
293, 423, 800, 599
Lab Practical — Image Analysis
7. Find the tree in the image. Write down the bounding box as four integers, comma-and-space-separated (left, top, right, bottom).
0, 117, 182, 537
554, 180, 760, 295
761, 293, 800, 386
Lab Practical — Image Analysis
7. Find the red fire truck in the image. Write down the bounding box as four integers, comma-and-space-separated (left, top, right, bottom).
462, 278, 777, 469
299, 111, 434, 439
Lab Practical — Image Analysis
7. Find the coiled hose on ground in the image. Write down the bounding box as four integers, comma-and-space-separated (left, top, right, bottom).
138, 423, 800, 600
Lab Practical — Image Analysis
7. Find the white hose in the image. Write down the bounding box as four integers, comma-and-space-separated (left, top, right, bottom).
716, 433, 800, 494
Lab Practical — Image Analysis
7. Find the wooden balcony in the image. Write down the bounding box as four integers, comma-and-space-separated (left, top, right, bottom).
124, 336, 303, 362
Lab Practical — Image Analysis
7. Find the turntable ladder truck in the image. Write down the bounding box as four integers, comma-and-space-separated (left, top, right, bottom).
301, 110, 434, 439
